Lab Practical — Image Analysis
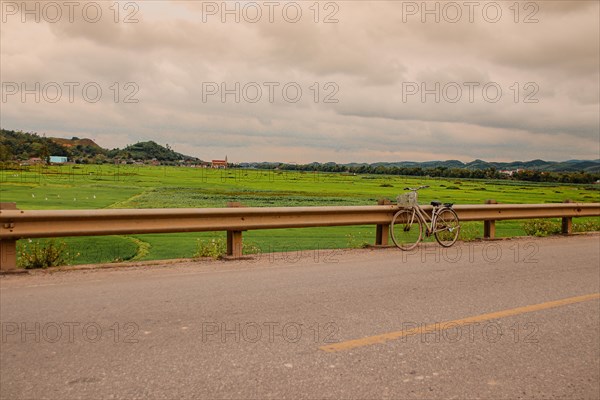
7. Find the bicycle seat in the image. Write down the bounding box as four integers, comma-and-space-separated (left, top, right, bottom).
444, 203, 454, 208
430, 201, 442, 207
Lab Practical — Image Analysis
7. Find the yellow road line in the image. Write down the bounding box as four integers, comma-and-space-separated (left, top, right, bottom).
320, 293, 600, 353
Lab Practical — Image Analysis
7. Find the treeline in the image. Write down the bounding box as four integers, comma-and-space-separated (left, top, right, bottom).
249, 163, 600, 184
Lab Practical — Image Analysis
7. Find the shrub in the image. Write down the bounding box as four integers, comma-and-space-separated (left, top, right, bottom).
194, 237, 262, 259
523, 218, 600, 237
18, 239, 74, 269
522, 219, 561, 237
573, 219, 600, 233
379, 183, 393, 187
194, 238, 227, 259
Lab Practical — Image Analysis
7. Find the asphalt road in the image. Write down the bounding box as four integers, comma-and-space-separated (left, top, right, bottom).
1, 234, 599, 399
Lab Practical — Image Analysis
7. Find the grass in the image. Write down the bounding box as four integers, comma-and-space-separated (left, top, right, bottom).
2, 164, 599, 266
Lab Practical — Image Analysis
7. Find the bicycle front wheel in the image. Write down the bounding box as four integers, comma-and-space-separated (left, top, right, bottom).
391, 209, 422, 251
434, 208, 460, 247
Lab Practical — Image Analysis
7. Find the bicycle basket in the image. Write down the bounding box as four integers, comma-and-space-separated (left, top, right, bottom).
397, 192, 418, 206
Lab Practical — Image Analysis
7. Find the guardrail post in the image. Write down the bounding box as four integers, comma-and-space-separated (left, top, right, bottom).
562, 199, 573, 235
483, 199, 497, 239
226, 202, 243, 258
0, 203, 18, 271
375, 199, 391, 246
226, 231, 243, 257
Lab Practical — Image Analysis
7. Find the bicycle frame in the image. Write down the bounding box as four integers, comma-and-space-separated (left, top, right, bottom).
403, 203, 445, 236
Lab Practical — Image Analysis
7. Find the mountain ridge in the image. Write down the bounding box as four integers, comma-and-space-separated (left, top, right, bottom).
240, 159, 600, 173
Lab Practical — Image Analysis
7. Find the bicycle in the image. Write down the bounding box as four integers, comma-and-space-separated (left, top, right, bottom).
391, 185, 461, 250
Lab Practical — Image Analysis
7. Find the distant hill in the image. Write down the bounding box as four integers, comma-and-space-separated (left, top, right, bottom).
50, 136, 107, 159
0, 129, 202, 164
359, 158, 600, 173
0, 129, 69, 161
108, 141, 200, 162
51, 137, 104, 151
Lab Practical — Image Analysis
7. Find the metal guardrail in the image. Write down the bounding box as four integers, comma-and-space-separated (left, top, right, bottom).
1, 201, 599, 270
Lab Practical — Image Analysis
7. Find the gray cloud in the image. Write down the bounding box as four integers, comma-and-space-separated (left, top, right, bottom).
1, 0, 598, 163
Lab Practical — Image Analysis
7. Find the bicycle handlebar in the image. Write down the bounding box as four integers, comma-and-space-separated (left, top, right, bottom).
403, 185, 429, 191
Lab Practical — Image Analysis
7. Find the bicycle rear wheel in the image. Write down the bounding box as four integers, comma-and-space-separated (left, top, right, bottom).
434, 208, 460, 247
391, 209, 422, 251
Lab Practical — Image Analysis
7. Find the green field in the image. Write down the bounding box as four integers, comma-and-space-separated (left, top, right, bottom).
1, 164, 599, 266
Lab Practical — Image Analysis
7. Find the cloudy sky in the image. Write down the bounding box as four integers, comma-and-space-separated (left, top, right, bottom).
1, 0, 599, 163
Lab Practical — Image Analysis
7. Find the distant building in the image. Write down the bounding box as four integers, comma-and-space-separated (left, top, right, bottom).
499, 169, 524, 176
49, 156, 68, 164
28, 157, 43, 164
211, 156, 228, 169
